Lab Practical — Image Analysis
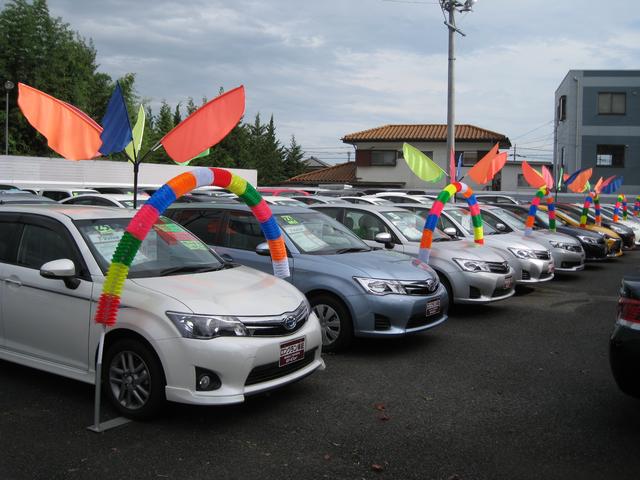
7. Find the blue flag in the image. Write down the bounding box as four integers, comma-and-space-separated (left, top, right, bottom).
456, 153, 463, 181
99, 83, 133, 155
601, 176, 623, 194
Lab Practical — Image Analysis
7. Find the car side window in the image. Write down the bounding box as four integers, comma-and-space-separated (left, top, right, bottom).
344, 210, 389, 241
316, 208, 341, 221
171, 209, 224, 245
42, 191, 66, 201
16, 224, 77, 270
0, 221, 22, 263
223, 211, 264, 251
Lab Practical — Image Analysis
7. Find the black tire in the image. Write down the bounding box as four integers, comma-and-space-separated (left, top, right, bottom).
102, 338, 166, 420
436, 272, 454, 306
309, 293, 353, 353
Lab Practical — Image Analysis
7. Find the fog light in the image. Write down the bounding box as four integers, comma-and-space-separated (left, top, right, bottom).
195, 367, 221, 391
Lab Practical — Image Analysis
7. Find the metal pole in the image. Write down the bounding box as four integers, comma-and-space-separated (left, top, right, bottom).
89, 327, 106, 432
446, 5, 456, 178
4, 91, 8, 155
133, 160, 139, 209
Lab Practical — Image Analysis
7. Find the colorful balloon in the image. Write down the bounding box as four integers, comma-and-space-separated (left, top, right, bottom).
580, 192, 601, 227
613, 194, 627, 222
94, 167, 289, 326
525, 186, 556, 236
419, 182, 483, 263
634, 195, 640, 217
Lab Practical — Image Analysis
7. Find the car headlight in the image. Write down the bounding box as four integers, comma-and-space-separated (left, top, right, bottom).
609, 225, 625, 234
577, 235, 598, 245
167, 312, 249, 339
508, 247, 537, 259
354, 277, 408, 295
549, 241, 578, 250
453, 258, 492, 272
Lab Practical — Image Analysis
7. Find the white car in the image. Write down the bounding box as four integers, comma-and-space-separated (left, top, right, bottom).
38, 187, 99, 201
0, 205, 324, 418
374, 192, 434, 204
340, 196, 395, 206
261, 195, 309, 207
61, 193, 150, 208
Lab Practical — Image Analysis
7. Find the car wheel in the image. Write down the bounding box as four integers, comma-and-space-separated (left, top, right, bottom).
436, 272, 454, 305
103, 338, 166, 420
309, 293, 353, 352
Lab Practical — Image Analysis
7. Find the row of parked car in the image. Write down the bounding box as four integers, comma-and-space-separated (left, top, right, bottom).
0, 184, 636, 418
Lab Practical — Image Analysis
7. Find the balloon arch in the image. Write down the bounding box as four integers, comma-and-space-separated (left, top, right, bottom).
580, 192, 601, 227
419, 182, 483, 263
95, 167, 289, 326
613, 194, 627, 222
524, 186, 556, 236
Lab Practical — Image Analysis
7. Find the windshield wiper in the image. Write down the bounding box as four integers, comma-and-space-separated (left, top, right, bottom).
335, 247, 371, 254
158, 265, 225, 276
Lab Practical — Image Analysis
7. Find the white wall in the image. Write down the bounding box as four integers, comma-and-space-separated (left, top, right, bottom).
0, 155, 257, 188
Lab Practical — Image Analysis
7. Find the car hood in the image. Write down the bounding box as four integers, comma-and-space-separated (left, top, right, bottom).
482, 232, 548, 252
526, 230, 580, 245
131, 265, 304, 316
403, 239, 507, 263
556, 225, 601, 239
314, 249, 438, 281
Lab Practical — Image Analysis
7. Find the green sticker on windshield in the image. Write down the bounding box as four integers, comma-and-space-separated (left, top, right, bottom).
180, 240, 207, 250
155, 223, 183, 233
94, 225, 115, 235
280, 215, 299, 225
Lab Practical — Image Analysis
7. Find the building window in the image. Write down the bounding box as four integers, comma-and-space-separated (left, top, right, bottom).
457, 150, 489, 167
598, 92, 626, 115
557, 95, 567, 121
371, 150, 397, 166
517, 174, 530, 187
596, 145, 625, 167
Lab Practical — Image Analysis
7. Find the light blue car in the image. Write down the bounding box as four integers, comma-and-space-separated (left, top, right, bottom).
166, 204, 449, 351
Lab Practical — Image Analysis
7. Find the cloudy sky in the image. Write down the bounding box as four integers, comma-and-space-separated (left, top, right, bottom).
39, 0, 640, 164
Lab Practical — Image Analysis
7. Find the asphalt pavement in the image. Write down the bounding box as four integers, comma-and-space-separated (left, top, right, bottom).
1, 252, 639, 480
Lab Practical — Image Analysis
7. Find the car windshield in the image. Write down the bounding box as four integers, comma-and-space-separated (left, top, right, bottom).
275, 212, 370, 255
75, 216, 225, 278
446, 208, 497, 235
380, 210, 443, 242
119, 200, 141, 208
272, 199, 307, 207
485, 207, 527, 231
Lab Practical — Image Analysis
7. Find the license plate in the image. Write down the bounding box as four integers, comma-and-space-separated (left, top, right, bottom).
279, 338, 305, 367
426, 299, 441, 317
504, 275, 513, 289
548, 263, 555, 273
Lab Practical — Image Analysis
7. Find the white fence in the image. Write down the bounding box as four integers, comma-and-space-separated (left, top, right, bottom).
0, 155, 257, 188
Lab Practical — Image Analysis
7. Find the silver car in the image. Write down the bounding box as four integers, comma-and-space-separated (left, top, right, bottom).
478, 205, 586, 272
401, 204, 554, 284
311, 204, 516, 304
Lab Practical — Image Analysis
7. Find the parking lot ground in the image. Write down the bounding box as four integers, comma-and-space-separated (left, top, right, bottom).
1, 252, 640, 480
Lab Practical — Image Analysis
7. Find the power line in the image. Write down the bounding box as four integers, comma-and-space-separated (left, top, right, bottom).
510, 120, 554, 141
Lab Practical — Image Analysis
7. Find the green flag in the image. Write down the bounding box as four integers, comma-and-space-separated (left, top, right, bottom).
181, 148, 210, 166
125, 105, 146, 162
402, 143, 446, 183
557, 166, 564, 189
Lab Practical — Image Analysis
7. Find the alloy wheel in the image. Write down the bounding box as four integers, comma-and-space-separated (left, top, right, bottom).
108, 350, 152, 411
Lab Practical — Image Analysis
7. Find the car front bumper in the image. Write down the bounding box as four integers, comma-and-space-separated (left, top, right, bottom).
516, 257, 555, 283
551, 248, 585, 272
610, 322, 640, 398
347, 283, 449, 337
449, 268, 516, 304
159, 313, 325, 406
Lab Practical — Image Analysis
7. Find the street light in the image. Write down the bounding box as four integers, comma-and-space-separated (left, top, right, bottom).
440, 0, 477, 172
4, 80, 14, 155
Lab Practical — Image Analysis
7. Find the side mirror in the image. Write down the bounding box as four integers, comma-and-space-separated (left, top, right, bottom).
40, 259, 80, 289
255, 242, 271, 256
496, 223, 507, 232
374, 232, 394, 249
443, 227, 457, 237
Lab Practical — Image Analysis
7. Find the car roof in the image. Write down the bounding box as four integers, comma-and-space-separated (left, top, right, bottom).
312, 203, 414, 213
0, 204, 136, 220
64, 193, 148, 201
39, 188, 99, 192
167, 203, 311, 214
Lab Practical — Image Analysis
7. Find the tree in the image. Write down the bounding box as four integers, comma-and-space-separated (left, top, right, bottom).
0, 0, 136, 156
146, 100, 174, 164
173, 103, 182, 126
283, 135, 306, 179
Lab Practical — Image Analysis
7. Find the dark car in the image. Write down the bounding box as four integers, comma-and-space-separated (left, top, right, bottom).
555, 203, 635, 250
610, 276, 640, 398
492, 203, 608, 261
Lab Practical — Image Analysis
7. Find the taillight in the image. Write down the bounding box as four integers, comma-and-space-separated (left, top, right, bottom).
618, 297, 640, 323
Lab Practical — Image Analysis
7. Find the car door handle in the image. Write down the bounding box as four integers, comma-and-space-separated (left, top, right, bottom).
4, 278, 22, 286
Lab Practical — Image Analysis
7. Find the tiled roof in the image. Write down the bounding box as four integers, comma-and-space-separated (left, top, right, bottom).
342, 124, 511, 147
284, 162, 356, 184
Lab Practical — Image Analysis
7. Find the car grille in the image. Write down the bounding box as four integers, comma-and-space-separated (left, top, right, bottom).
374, 314, 391, 331
492, 287, 512, 298
245, 347, 318, 386
243, 302, 309, 337
406, 311, 443, 329
561, 261, 582, 268
401, 279, 439, 295
487, 261, 509, 274
566, 245, 583, 253
534, 250, 551, 260
522, 270, 531, 280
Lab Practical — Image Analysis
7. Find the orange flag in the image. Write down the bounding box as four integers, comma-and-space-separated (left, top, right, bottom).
593, 177, 604, 194
17, 83, 102, 160
467, 143, 506, 185
567, 168, 592, 193
521, 161, 546, 188
160, 85, 245, 165
541, 165, 554, 190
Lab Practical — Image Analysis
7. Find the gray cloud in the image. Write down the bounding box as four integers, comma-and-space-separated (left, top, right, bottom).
35, 0, 640, 163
